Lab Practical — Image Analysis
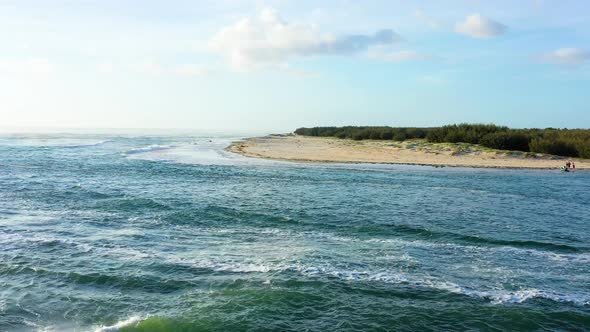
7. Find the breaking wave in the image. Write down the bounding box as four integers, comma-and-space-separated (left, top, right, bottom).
123, 145, 174, 155
94, 315, 146, 332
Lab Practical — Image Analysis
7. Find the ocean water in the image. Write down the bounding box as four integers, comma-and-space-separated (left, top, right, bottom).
1, 132, 589, 331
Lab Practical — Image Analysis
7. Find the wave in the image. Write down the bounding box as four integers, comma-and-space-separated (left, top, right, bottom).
0, 232, 93, 253
95, 316, 190, 332
460, 288, 590, 306
314, 230, 590, 264
200, 207, 586, 254
3, 263, 192, 293
123, 145, 173, 155
357, 223, 586, 253
64, 186, 119, 200
94, 315, 146, 332
363, 236, 590, 264
161, 254, 590, 306
291, 265, 590, 306
60, 139, 112, 148
207, 262, 272, 273
1, 139, 112, 148
462, 236, 583, 253
185, 205, 300, 228
23, 139, 112, 148
95, 197, 172, 212
168, 257, 274, 273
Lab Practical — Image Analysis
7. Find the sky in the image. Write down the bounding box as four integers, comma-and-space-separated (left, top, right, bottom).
1, 0, 589, 132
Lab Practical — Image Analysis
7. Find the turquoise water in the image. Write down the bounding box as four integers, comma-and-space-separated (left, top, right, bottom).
1, 133, 589, 331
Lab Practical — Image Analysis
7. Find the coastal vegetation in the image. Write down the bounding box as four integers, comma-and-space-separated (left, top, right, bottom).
294, 124, 590, 158
294, 126, 431, 141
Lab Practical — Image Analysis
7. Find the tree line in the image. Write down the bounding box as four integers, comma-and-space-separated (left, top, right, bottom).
294, 126, 431, 141
294, 124, 590, 158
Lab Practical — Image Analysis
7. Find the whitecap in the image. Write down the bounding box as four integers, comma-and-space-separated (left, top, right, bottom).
174, 258, 274, 273
459, 288, 590, 306
60, 139, 112, 148
123, 145, 173, 155
94, 315, 145, 332
289, 264, 590, 306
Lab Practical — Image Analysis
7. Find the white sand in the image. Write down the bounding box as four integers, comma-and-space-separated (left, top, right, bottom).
228, 135, 589, 169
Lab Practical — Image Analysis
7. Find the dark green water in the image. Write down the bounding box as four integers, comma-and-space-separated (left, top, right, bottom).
1, 134, 589, 331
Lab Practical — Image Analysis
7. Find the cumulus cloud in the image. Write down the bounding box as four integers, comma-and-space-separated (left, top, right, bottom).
371, 50, 435, 62
455, 14, 506, 38
541, 48, 590, 66
209, 8, 400, 70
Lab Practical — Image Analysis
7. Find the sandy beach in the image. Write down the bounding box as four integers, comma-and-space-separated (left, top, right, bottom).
229, 135, 590, 169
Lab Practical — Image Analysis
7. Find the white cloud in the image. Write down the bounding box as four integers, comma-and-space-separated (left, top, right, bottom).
371, 50, 434, 62
455, 14, 506, 38
541, 48, 590, 66
0, 59, 55, 75
209, 8, 400, 70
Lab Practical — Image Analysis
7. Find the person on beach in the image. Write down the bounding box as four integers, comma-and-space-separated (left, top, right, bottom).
572, 161, 576, 169
566, 161, 571, 169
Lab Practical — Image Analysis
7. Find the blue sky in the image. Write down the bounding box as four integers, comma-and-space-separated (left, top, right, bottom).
1, 0, 589, 131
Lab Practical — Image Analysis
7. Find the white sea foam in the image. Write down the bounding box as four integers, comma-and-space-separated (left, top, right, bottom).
101, 246, 154, 261
124, 139, 291, 166
238, 228, 579, 268
460, 288, 590, 306
362, 236, 590, 264
0, 232, 93, 253
530, 251, 590, 263
172, 257, 275, 273
284, 262, 590, 306
123, 145, 174, 155
160, 246, 590, 307
60, 139, 112, 148
94, 315, 145, 332
211, 262, 273, 273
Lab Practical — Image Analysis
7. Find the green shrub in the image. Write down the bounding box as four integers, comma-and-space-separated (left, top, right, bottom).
480, 132, 530, 152
529, 138, 579, 157
335, 131, 348, 139
351, 131, 366, 140
426, 124, 507, 144
577, 143, 590, 159
393, 132, 406, 141
294, 125, 590, 158
294, 126, 431, 141
379, 131, 393, 140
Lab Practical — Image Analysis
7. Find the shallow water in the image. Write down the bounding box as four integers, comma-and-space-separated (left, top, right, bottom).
1, 133, 589, 331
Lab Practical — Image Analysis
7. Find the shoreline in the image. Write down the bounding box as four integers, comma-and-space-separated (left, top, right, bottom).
227, 135, 590, 170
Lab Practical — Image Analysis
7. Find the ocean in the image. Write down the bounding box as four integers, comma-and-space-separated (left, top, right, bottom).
1, 132, 589, 331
